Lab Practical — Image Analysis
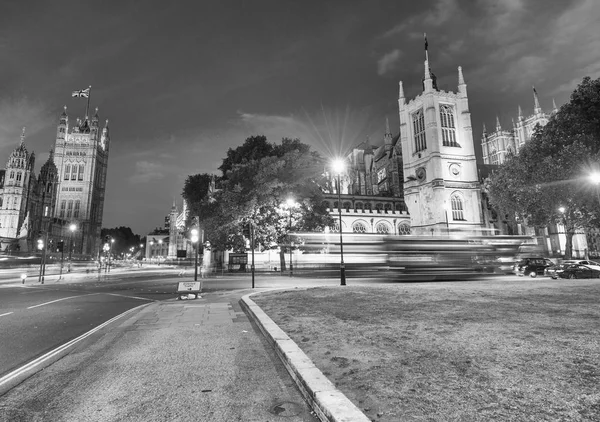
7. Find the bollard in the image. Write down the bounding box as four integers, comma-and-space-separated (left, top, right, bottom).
21, 273, 27, 284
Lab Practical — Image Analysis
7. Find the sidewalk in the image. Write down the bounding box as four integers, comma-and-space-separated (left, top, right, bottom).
0, 280, 367, 421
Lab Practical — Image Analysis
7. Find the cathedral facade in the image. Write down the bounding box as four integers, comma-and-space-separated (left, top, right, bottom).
0, 105, 110, 257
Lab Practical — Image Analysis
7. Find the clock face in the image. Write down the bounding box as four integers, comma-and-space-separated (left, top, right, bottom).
450, 164, 460, 176
416, 167, 426, 181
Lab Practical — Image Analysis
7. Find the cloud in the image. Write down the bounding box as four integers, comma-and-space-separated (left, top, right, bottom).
377, 49, 403, 76
130, 161, 167, 184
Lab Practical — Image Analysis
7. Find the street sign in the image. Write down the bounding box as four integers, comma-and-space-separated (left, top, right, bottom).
177, 281, 201, 300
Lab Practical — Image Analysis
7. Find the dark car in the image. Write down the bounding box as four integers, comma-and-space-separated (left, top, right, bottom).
559, 264, 600, 279
513, 257, 553, 278
545, 260, 600, 279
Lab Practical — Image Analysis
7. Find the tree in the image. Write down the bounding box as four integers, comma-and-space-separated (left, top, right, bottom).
100, 227, 141, 258
183, 136, 333, 270
487, 77, 600, 259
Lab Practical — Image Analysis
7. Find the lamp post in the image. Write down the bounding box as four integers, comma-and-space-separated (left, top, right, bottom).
191, 229, 199, 281
332, 158, 346, 286
286, 198, 296, 277
444, 202, 450, 236
68, 224, 76, 273
108, 238, 114, 272
158, 239, 163, 265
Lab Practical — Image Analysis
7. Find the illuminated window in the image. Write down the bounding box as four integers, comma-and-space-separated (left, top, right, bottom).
398, 223, 411, 235
352, 222, 367, 233
375, 222, 390, 234
440, 105, 459, 147
412, 109, 426, 152
451, 194, 465, 221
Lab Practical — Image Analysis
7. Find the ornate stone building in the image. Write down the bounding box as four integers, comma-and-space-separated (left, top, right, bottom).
0, 104, 110, 257
53, 106, 110, 257
326, 55, 483, 237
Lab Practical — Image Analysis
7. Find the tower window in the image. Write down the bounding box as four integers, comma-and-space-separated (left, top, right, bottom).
451, 194, 465, 221
490, 150, 499, 165
74, 200, 81, 218
413, 109, 426, 152
66, 200, 73, 218
375, 222, 390, 234
9, 171, 14, 179
60, 200, 66, 218
64, 165, 70, 180
71, 166, 77, 180
78, 164, 85, 181
440, 105, 459, 147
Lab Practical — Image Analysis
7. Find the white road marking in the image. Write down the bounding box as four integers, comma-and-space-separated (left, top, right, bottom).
103, 293, 154, 301
27, 295, 92, 309
0, 312, 14, 317
0, 303, 150, 389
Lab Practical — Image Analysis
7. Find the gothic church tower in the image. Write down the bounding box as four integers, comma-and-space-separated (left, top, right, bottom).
398, 51, 482, 235
0, 128, 35, 239
53, 106, 110, 257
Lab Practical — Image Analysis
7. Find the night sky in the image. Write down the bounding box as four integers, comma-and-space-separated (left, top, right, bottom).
0, 0, 598, 235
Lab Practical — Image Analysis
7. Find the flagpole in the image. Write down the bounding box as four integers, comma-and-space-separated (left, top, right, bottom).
424, 33, 429, 62
85, 85, 92, 120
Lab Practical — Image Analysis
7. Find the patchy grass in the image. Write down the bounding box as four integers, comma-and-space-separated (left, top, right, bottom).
252, 278, 600, 421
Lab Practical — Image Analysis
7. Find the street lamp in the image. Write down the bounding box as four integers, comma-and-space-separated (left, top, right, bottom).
589, 172, 600, 205
191, 229, 199, 281
68, 224, 77, 273
286, 197, 297, 277
158, 239, 163, 265
332, 158, 346, 286
109, 238, 115, 272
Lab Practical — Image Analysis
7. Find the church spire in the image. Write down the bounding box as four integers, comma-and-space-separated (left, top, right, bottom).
20, 127, 25, 146
533, 85, 541, 114
518, 105, 524, 121
398, 81, 405, 103
458, 66, 465, 85
385, 116, 391, 135
552, 98, 558, 113
482, 122, 487, 134
495, 116, 502, 132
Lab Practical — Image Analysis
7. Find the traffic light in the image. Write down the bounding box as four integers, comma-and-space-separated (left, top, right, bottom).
37, 238, 44, 250
57, 240, 64, 253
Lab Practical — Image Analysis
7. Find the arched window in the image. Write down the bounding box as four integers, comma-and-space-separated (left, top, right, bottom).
506, 146, 514, 156
59, 200, 66, 218
375, 222, 390, 234
412, 109, 426, 152
398, 223, 411, 235
64, 165, 70, 180
78, 164, 85, 181
66, 200, 74, 218
9, 171, 14, 179
352, 222, 367, 233
451, 194, 465, 221
440, 105, 458, 147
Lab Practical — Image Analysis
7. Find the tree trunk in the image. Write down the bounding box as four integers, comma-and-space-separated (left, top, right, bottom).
279, 248, 286, 273
565, 230, 574, 260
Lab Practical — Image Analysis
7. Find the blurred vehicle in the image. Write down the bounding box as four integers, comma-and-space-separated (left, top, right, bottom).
545, 260, 600, 279
559, 264, 600, 279
513, 257, 553, 277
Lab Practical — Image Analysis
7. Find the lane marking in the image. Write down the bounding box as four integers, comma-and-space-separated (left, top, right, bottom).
27, 295, 94, 309
103, 293, 155, 301
0, 312, 14, 317
0, 302, 150, 389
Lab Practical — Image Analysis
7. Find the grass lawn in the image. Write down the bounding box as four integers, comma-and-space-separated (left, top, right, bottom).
252, 277, 600, 421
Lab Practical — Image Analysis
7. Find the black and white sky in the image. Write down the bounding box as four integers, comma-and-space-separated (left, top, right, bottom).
0, 0, 598, 235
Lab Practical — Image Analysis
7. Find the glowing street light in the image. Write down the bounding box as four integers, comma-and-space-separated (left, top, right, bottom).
332, 158, 346, 286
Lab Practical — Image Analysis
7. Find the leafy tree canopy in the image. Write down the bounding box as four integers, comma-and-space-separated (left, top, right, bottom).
183, 136, 333, 252
487, 76, 600, 258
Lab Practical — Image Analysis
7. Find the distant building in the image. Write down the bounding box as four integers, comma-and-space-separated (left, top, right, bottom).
0, 104, 110, 257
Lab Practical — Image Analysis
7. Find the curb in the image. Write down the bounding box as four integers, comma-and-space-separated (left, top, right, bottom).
240, 291, 370, 422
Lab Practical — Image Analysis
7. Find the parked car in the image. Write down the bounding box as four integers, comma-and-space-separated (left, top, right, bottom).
545, 260, 600, 279
559, 264, 600, 279
513, 257, 553, 277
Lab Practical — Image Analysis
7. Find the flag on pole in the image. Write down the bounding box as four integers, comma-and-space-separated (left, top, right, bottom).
424, 33, 428, 51
72, 87, 90, 98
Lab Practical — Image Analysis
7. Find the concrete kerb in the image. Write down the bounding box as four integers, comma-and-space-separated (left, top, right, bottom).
240, 290, 370, 422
